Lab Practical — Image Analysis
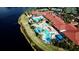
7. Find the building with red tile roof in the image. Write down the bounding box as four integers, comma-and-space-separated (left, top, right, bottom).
32, 11, 79, 45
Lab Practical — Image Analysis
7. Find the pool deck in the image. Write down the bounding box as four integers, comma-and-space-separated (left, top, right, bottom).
18, 13, 64, 51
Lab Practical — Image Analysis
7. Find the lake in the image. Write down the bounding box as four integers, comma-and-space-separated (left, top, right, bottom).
0, 7, 33, 51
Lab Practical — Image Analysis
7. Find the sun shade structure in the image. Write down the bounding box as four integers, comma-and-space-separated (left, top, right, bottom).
32, 10, 79, 45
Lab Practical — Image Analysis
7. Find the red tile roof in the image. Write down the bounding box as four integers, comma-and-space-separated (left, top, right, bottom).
32, 11, 79, 45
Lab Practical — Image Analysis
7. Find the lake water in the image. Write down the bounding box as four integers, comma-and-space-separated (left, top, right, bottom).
0, 7, 33, 51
